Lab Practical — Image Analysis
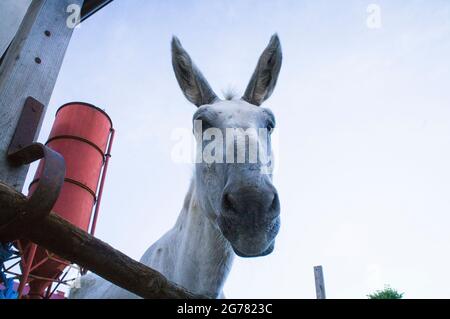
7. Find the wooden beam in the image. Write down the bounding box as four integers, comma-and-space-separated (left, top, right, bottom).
0, 0, 84, 191
0, 0, 32, 59
314, 265, 326, 299
0, 182, 203, 299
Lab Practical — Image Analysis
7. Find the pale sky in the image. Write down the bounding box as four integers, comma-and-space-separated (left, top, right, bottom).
23, 0, 450, 298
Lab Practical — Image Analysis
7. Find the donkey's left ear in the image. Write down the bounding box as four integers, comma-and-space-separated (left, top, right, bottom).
242, 34, 283, 106
171, 36, 219, 107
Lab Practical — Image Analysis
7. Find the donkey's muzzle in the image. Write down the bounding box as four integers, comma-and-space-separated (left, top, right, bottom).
219, 183, 280, 257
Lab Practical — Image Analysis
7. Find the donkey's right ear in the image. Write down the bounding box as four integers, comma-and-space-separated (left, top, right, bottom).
171, 36, 219, 107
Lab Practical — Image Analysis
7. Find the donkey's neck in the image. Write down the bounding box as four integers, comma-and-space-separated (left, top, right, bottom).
171, 180, 234, 298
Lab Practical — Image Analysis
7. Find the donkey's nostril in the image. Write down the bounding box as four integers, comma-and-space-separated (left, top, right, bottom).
271, 193, 279, 211
223, 193, 237, 212
222, 186, 279, 218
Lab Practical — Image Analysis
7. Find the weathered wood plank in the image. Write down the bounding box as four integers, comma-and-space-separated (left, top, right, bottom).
0, 182, 26, 226
0, 182, 203, 299
0, 0, 84, 191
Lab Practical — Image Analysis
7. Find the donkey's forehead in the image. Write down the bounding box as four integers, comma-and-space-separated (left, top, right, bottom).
194, 99, 274, 128
211, 99, 259, 117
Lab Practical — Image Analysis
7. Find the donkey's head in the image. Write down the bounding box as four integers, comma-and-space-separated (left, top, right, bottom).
172, 35, 282, 257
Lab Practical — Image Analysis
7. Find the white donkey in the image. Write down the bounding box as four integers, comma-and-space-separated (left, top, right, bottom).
71, 34, 282, 299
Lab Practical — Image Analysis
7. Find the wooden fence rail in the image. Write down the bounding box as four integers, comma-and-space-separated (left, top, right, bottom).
0, 182, 204, 299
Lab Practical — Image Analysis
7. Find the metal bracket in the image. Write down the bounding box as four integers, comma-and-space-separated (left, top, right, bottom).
8, 97, 44, 159
0, 97, 65, 241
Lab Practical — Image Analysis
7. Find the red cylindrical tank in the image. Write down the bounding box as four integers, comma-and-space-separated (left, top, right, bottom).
19, 102, 113, 298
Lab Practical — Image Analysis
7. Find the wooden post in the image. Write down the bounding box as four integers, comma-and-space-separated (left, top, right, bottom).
314, 265, 326, 299
0, 0, 84, 191
0, 0, 32, 58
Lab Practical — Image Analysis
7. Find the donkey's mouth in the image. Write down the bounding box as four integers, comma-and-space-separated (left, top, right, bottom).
231, 241, 275, 258
217, 215, 280, 258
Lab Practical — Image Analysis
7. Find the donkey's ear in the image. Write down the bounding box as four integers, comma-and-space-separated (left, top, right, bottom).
242, 34, 282, 106
171, 36, 218, 107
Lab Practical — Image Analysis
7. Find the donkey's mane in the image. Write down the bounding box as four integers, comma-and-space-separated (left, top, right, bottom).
222, 88, 239, 101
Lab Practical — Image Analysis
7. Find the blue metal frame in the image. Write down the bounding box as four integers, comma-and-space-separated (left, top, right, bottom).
0, 243, 18, 299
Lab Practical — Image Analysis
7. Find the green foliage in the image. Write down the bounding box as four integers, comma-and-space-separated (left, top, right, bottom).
367, 286, 404, 299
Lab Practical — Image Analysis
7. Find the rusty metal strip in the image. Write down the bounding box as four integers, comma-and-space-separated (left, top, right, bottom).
29, 177, 97, 202
0, 144, 65, 241
46, 134, 106, 162
7, 97, 44, 157
0, 97, 66, 241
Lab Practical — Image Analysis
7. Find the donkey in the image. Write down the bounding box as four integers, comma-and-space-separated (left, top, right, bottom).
70, 34, 282, 299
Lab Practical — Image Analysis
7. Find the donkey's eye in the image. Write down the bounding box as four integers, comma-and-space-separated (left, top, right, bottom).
193, 115, 212, 132
193, 108, 216, 131
262, 108, 276, 134
200, 117, 212, 130
267, 119, 275, 134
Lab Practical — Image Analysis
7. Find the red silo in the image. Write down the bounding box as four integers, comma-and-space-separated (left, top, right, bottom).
17, 102, 114, 299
